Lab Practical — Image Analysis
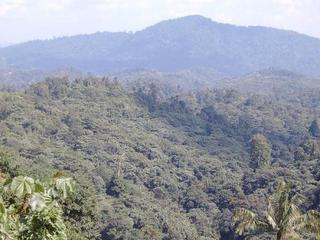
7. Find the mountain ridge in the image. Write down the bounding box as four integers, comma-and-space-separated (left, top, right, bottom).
4, 15, 319, 46
1, 15, 320, 75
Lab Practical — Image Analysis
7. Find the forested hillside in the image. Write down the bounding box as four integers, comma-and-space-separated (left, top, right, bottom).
0, 67, 84, 88
1, 77, 319, 239
1, 15, 320, 75
114, 68, 320, 103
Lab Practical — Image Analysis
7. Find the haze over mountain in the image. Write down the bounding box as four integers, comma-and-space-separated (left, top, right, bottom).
1, 15, 320, 76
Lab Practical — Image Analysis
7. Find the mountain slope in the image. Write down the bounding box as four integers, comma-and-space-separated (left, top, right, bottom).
1, 15, 320, 75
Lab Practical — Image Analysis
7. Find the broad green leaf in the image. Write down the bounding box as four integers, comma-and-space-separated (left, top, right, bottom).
0, 174, 74, 240
34, 180, 45, 193
30, 193, 47, 211
10, 176, 35, 198
54, 177, 74, 199
0, 201, 7, 223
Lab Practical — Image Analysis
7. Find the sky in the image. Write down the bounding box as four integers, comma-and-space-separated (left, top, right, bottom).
0, 0, 319, 44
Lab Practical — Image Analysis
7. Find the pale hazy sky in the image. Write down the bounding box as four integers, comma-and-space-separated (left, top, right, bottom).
0, 0, 319, 44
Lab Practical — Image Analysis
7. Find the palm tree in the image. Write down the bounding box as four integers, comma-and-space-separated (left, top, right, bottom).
233, 180, 320, 240
304, 210, 320, 239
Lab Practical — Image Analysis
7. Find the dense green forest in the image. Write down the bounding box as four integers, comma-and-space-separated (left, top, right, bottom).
0, 75, 319, 239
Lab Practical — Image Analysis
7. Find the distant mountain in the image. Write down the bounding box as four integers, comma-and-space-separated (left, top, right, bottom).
1, 15, 320, 75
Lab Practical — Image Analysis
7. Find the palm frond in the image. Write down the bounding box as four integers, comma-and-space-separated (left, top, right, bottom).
281, 228, 301, 240
304, 210, 320, 238
266, 199, 278, 230
233, 180, 320, 240
286, 204, 302, 228
233, 208, 270, 236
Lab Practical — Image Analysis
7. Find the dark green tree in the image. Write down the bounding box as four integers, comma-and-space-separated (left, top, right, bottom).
309, 119, 320, 137
106, 176, 125, 197
250, 134, 271, 169
0, 150, 18, 178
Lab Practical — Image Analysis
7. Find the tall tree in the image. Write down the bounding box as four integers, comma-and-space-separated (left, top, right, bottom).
233, 180, 320, 240
250, 133, 271, 169
309, 119, 320, 138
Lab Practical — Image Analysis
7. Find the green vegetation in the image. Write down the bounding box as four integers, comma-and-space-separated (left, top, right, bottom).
250, 134, 271, 169
0, 151, 75, 240
233, 180, 320, 239
310, 120, 320, 138
0, 76, 319, 239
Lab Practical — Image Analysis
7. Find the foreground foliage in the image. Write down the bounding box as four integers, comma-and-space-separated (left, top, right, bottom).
0, 171, 74, 240
233, 180, 320, 240
0, 150, 76, 239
